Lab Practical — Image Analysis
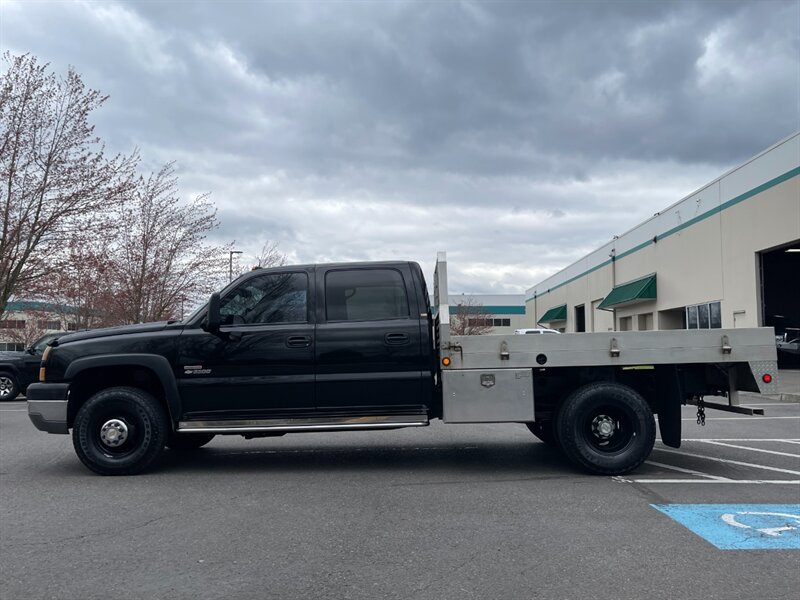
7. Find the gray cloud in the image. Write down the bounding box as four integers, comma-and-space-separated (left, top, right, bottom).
2, 0, 797, 293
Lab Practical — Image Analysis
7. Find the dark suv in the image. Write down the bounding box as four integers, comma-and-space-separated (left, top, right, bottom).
0, 333, 66, 401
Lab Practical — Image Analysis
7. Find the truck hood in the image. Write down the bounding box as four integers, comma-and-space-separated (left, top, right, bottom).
0, 351, 26, 362
55, 322, 171, 344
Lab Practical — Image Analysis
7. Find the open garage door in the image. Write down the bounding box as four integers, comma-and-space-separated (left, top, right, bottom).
760, 240, 800, 366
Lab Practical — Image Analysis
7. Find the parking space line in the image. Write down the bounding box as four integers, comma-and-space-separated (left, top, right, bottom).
653, 447, 800, 475
694, 440, 800, 458
682, 438, 800, 442
614, 478, 800, 485
680, 416, 800, 420
741, 403, 800, 406
645, 460, 730, 480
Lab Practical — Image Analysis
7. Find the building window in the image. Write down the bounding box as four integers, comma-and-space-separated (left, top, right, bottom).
0, 319, 26, 329
0, 342, 25, 351
619, 316, 632, 331
466, 318, 510, 328
686, 301, 722, 329
37, 320, 61, 330
67, 323, 78, 331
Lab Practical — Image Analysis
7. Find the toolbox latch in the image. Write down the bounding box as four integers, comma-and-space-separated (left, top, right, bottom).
609, 337, 620, 358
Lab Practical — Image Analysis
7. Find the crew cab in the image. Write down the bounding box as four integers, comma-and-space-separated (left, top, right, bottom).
27, 253, 779, 476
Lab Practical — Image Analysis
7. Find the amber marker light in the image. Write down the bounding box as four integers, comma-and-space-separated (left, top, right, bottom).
442, 357, 451, 367
762, 373, 773, 384
39, 345, 53, 382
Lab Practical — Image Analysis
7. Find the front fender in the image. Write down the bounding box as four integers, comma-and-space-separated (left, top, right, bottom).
64, 354, 181, 423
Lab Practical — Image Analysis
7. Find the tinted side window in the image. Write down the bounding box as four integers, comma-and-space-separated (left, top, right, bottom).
220, 272, 308, 325
326, 269, 409, 321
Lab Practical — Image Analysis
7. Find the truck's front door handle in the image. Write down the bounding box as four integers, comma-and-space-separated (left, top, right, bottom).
286, 335, 312, 348
384, 333, 410, 346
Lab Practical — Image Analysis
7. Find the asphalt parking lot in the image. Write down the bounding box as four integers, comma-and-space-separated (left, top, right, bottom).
1, 393, 798, 600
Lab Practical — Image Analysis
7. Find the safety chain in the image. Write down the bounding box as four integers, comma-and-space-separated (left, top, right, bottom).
696, 396, 706, 426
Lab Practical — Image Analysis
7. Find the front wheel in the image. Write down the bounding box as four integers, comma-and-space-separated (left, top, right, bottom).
72, 387, 169, 475
556, 382, 655, 475
0, 372, 20, 401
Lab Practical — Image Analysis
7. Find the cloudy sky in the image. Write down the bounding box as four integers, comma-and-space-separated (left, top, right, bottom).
2, 0, 798, 292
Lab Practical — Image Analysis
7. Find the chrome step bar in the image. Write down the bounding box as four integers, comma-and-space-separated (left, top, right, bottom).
177, 414, 429, 434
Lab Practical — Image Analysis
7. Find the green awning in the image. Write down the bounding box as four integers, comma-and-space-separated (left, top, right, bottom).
597, 274, 657, 310
538, 304, 567, 323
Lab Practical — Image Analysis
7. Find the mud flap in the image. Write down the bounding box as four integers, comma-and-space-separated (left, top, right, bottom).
655, 366, 682, 448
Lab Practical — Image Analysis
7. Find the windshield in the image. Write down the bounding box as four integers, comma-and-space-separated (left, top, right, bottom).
31, 333, 59, 353
184, 301, 208, 324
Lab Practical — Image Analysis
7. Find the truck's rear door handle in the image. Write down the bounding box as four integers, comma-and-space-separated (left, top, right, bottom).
286, 335, 312, 348
384, 333, 410, 346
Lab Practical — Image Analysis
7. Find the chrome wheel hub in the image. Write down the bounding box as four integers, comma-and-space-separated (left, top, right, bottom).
592, 415, 616, 439
0, 376, 12, 398
100, 419, 129, 447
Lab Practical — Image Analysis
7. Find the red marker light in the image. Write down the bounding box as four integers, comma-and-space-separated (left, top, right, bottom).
762, 373, 772, 384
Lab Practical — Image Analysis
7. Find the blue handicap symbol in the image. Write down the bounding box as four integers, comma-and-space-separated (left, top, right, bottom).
652, 504, 800, 550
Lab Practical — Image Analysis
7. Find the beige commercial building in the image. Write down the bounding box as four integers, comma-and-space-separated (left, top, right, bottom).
526, 133, 800, 338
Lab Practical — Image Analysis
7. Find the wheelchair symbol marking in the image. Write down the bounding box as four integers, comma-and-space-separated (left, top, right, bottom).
721, 511, 800, 537
652, 504, 800, 549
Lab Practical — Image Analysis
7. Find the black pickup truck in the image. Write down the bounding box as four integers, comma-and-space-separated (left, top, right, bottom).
0, 333, 65, 401
27, 254, 778, 476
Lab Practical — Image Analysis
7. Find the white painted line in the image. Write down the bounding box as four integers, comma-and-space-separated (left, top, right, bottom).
652, 447, 800, 476
695, 440, 800, 458
682, 438, 800, 442
613, 478, 800, 485
680, 416, 800, 421
741, 403, 800, 407
644, 460, 730, 480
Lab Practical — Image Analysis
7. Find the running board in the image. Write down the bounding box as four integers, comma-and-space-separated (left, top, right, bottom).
177, 414, 430, 434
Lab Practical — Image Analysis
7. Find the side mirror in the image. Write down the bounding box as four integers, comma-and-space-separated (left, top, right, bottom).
206, 292, 221, 334
26, 347, 36, 355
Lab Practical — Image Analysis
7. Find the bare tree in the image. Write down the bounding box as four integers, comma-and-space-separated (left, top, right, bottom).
252, 240, 286, 270
449, 296, 495, 335
106, 162, 229, 324
45, 232, 116, 330
0, 53, 137, 317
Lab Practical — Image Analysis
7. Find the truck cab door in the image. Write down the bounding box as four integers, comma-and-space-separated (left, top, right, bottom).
177, 269, 315, 420
315, 265, 426, 412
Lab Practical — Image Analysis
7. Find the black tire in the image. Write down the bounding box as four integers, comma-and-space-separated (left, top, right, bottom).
72, 386, 169, 475
0, 372, 20, 401
556, 382, 655, 475
166, 433, 215, 451
525, 421, 559, 447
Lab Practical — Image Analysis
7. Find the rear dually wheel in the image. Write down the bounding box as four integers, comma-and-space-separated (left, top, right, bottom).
556, 382, 655, 475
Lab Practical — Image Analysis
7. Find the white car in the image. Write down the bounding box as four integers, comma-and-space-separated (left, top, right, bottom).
514, 328, 561, 335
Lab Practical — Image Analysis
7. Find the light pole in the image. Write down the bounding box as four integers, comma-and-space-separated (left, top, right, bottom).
229, 250, 243, 282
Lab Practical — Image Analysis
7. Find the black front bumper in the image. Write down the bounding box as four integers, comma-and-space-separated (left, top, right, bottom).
27, 383, 70, 434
